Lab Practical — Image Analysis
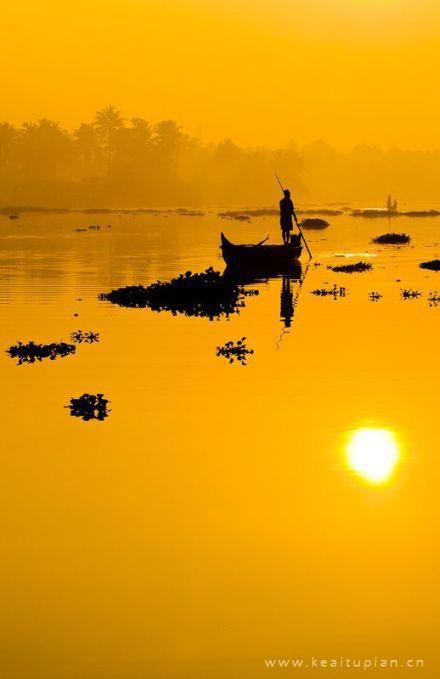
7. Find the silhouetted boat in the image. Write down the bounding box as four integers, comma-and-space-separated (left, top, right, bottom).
220, 233, 302, 267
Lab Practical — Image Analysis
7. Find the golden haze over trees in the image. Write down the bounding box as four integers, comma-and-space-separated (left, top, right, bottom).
1, 107, 440, 207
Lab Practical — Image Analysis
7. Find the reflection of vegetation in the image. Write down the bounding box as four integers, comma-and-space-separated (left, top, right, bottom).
329, 261, 372, 273
428, 292, 440, 306
67, 394, 110, 421
100, 268, 258, 320
401, 289, 421, 300
369, 291, 382, 302
71, 330, 100, 344
420, 260, 440, 271
373, 233, 410, 244
301, 218, 329, 229
216, 338, 254, 365
311, 284, 346, 298
6, 341, 75, 364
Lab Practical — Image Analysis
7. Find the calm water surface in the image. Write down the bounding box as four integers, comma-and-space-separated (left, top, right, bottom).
0, 209, 438, 677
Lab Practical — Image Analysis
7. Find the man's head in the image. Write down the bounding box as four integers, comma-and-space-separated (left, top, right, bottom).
284, 189, 290, 198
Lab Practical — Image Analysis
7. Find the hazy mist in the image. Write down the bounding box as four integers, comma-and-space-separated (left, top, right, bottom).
1, 107, 440, 208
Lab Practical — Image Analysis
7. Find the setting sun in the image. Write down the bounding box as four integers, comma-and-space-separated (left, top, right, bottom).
346, 428, 400, 484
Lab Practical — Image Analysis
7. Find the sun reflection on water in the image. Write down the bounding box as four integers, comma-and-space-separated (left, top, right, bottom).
346, 428, 400, 484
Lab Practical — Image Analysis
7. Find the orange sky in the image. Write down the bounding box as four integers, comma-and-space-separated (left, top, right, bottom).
3, 0, 440, 149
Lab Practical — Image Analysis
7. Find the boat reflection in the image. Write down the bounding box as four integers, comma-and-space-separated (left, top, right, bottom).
346, 427, 400, 484
223, 262, 304, 329
223, 261, 302, 286
280, 273, 295, 328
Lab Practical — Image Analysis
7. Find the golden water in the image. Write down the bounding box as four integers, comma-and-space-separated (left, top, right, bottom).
0, 210, 438, 677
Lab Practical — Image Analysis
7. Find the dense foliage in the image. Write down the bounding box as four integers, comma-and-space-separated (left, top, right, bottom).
100, 268, 258, 319
3, 107, 440, 206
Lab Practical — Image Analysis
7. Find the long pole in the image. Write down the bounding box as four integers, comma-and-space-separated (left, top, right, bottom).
275, 173, 312, 259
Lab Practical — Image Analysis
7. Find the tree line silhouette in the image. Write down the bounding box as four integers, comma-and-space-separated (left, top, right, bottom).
1, 106, 439, 207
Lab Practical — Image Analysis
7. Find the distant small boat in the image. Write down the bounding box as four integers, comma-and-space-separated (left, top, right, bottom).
220, 232, 302, 268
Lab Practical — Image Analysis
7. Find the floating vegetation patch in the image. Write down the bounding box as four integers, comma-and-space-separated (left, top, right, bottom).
353, 209, 440, 219
100, 268, 258, 319
218, 212, 250, 221
71, 330, 100, 344
404, 210, 440, 217
420, 260, 440, 271
216, 338, 254, 365
372, 232, 411, 245
401, 289, 422, 300
311, 285, 346, 298
428, 292, 440, 306
369, 291, 383, 302
328, 261, 372, 273
66, 393, 110, 421
6, 341, 76, 365
176, 209, 204, 216
300, 218, 329, 230
351, 209, 400, 218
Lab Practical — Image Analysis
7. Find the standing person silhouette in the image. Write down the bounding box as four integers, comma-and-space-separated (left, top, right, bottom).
279, 189, 295, 244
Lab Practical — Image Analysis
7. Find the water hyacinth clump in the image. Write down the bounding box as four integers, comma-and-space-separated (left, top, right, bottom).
401, 289, 422, 300
100, 268, 258, 320
6, 341, 76, 365
372, 233, 411, 245
311, 285, 346, 299
428, 292, 440, 306
66, 393, 110, 421
300, 218, 329, 229
71, 330, 100, 344
328, 261, 372, 273
216, 338, 254, 365
404, 210, 440, 217
420, 260, 440, 271
369, 291, 383, 302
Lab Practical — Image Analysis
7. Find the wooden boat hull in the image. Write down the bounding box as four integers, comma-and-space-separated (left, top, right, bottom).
220, 233, 302, 268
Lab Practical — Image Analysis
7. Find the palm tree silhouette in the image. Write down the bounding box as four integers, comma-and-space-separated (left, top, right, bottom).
94, 106, 125, 174
154, 119, 183, 170
131, 117, 153, 146
74, 123, 103, 176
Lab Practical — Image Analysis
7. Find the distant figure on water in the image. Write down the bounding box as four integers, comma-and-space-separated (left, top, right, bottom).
386, 194, 398, 212
280, 189, 295, 244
